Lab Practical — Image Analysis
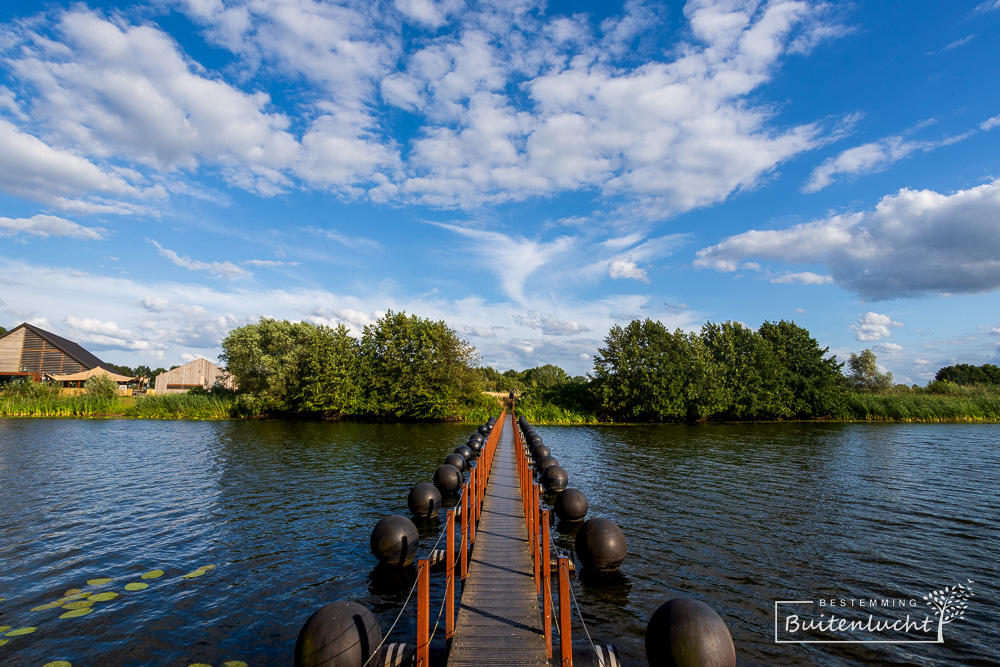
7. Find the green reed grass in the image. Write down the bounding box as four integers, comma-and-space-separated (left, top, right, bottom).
0, 392, 243, 419
844, 391, 1000, 422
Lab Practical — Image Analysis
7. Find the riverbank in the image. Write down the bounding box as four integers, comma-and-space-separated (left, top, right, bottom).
0, 393, 246, 419
3, 389, 1000, 423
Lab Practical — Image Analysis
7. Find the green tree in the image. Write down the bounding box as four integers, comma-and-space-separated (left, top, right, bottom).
219, 318, 316, 411
85, 373, 119, 399
360, 311, 480, 419
757, 320, 844, 418
522, 364, 570, 389
701, 321, 792, 419
107, 363, 135, 377
934, 363, 1000, 386
847, 349, 894, 391
295, 324, 363, 415
593, 319, 724, 422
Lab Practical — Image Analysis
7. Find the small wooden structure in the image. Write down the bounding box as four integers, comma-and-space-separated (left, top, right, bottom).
153, 358, 233, 394
48, 367, 137, 395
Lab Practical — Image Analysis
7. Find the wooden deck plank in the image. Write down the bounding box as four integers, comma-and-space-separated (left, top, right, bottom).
447, 414, 549, 666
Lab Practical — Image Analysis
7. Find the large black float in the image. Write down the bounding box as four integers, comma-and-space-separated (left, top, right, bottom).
645, 598, 736, 666
554, 487, 588, 522
370, 514, 419, 567
445, 452, 467, 472
540, 464, 569, 492
433, 463, 463, 495
294, 600, 381, 667
574, 517, 627, 572
407, 482, 442, 519
535, 455, 558, 475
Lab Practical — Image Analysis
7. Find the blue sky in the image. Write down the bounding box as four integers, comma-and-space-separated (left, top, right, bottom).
1, 0, 999, 382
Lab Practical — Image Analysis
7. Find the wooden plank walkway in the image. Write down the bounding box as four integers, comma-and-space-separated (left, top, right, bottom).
448, 414, 548, 666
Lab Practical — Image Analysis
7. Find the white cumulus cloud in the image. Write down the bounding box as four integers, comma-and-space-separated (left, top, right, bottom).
851, 312, 903, 341
0, 214, 105, 239
695, 178, 1000, 299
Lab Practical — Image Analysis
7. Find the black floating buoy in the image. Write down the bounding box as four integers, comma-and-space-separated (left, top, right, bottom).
536, 455, 558, 474
554, 487, 588, 522
468, 432, 485, 444
294, 600, 382, 667
645, 598, 736, 667
575, 518, 626, 572
528, 433, 544, 447
477, 425, 489, 436
541, 464, 569, 492
371, 514, 419, 567
531, 444, 550, 461
407, 482, 442, 519
445, 452, 467, 472
454, 445, 473, 462
466, 438, 483, 453
571, 639, 622, 667
433, 464, 463, 495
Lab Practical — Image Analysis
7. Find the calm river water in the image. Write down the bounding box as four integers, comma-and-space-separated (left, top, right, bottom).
0, 418, 997, 666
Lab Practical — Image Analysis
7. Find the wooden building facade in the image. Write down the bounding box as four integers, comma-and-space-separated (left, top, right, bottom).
0, 323, 117, 384
153, 358, 233, 394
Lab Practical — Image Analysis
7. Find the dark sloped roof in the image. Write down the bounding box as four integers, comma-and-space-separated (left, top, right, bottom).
3, 323, 117, 373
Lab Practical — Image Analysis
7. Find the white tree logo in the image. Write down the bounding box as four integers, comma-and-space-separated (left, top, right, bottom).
923, 580, 975, 642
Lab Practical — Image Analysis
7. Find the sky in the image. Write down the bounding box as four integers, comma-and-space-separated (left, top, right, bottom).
1, 0, 999, 383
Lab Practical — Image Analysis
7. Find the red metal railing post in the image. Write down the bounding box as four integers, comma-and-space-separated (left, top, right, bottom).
461, 481, 469, 580
446, 508, 455, 640
417, 558, 430, 667
533, 483, 541, 594
558, 556, 572, 667
542, 508, 552, 660
469, 467, 477, 544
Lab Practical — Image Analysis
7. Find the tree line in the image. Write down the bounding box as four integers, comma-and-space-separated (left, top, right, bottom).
88, 312, 997, 423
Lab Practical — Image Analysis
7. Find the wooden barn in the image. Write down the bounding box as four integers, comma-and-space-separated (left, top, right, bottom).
153, 358, 233, 394
0, 322, 120, 385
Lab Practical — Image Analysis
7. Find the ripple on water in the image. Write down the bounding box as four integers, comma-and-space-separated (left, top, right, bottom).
1, 419, 998, 666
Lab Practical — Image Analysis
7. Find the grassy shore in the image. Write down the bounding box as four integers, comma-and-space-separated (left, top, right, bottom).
842, 385, 1000, 422
0, 393, 245, 419
4, 385, 999, 423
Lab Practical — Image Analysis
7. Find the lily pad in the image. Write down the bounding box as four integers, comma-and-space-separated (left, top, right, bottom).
124, 583, 148, 591
59, 608, 92, 619
0, 626, 9, 632
62, 600, 94, 610
64, 588, 84, 595
42, 661, 73, 667
61, 592, 90, 601
5, 626, 37, 636
88, 592, 118, 602
202, 564, 216, 570
188, 663, 213, 667
182, 569, 206, 579
141, 569, 164, 580
223, 661, 249, 667
0, 639, 8, 647
86, 577, 113, 586
31, 601, 67, 611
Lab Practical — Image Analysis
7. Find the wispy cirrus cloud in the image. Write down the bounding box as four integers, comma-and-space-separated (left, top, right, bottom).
149, 239, 252, 280
803, 131, 972, 193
